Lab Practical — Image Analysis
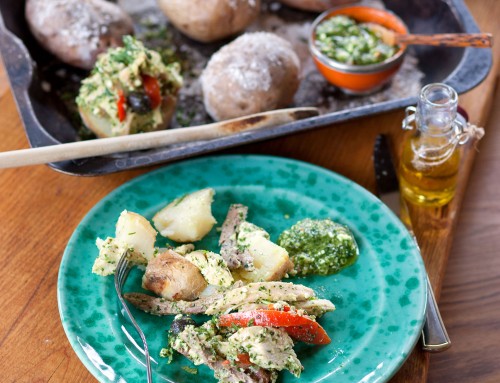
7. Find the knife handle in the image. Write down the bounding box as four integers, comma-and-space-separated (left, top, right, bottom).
422, 276, 452, 352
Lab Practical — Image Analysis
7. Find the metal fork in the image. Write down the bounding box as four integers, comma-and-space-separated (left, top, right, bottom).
114, 251, 153, 383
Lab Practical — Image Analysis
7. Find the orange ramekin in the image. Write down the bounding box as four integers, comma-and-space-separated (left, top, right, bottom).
309, 6, 409, 95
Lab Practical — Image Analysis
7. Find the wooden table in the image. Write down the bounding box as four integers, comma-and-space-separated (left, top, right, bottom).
0, 1, 499, 382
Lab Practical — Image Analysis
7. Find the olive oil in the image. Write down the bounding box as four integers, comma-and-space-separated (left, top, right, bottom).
400, 134, 460, 206
400, 83, 466, 207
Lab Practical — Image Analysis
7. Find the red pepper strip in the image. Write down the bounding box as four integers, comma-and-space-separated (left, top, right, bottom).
219, 310, 331, 345
116, 90, 126, 122
142, 74, 161, 109
218, 310, 313, 328
285, 323, 331, 345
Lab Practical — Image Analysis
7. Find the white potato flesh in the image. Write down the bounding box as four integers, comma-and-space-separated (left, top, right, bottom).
153, 188, 217, 243
115, 210, 158, 261
235, 223, 293, 282
185, 250, 234, 287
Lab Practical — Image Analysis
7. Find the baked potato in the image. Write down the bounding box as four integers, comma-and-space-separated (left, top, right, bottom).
25, 0, 134, 70
142, 250, 207, 300
278, 0, 359, 12
201, 32, 301, 121
157, 0, 261, 43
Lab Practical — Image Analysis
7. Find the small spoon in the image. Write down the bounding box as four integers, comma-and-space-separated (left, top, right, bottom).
364, 23, 493, 48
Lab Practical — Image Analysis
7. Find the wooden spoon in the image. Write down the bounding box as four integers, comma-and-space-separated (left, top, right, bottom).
0, 107, 319, 169
364, 23, 493, 48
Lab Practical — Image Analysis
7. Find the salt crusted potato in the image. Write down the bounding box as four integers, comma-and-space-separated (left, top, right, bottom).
234, 222, 294, 282
153, 188, 217, 243
157, 0, 261, 43
201, 32, 301, 121
278, 0, 357, 12
25, 0, 133, 70
142, 250, 207, 300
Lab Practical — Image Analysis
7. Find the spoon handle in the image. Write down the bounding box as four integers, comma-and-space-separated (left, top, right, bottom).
0, 107, 319, 169
397, 33, 493, 48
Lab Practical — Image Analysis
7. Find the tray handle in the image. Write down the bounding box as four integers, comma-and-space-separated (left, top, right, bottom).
0, 14, 58, 148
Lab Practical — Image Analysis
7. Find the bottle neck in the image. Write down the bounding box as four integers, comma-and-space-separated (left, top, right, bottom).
415, 83, 458, 137
411, 83, 460, 165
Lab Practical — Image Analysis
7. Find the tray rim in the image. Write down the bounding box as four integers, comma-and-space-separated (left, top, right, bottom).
0, 0, 492, 176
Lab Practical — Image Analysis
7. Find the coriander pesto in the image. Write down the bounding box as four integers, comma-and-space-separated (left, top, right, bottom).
278, 218, 358, 276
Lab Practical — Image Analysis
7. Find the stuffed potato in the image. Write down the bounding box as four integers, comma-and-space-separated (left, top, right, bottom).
76, 36, 182, 137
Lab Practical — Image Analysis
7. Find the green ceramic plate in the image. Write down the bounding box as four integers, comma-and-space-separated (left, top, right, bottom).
58, 155, 426, 383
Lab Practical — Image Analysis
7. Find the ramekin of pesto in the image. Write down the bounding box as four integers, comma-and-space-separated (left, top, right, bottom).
76, 36, 183, 138
278, 218, 358, 276
314, 15, 397, 66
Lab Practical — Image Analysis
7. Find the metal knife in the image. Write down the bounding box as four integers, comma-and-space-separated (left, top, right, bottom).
373, 134, 451, 352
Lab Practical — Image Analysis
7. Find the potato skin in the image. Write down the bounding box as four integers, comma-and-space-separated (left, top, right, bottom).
142, 250, 207, 301
25, 0, 134, 70
157, 0, 261, 43
201, 32, 300, 121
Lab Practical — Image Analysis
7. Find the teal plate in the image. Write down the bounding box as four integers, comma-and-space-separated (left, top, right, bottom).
58, 155, 427, 383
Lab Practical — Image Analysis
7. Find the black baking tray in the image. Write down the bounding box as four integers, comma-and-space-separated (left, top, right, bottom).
0, 0, 492, 176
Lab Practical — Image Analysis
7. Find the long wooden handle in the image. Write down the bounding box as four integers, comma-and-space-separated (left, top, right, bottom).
397, 33, 493, 48
0, 107, 319, 169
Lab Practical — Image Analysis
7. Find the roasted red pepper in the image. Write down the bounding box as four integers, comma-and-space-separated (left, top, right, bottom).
218, 310, 331, 345
116, 90, 126, 122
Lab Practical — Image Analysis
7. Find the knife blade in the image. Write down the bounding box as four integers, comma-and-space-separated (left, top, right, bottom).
373, 134, 451, 352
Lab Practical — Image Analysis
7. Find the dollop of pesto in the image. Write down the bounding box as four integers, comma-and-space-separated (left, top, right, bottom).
315, 15, 397, 65
278, 218, 358, 276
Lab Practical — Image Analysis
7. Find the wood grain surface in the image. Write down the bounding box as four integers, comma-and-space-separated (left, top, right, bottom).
0, 1, 499, 382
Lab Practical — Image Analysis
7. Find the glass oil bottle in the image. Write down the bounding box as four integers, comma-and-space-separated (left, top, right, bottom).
399, 83, 469, 207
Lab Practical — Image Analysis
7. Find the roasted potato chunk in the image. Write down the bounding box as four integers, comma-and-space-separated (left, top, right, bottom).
142, 250, 207, 300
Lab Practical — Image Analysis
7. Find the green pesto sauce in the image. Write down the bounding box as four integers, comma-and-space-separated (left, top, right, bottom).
76, 36, 182, 135
278, 218, 358, 276
315, 15, 397, 65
